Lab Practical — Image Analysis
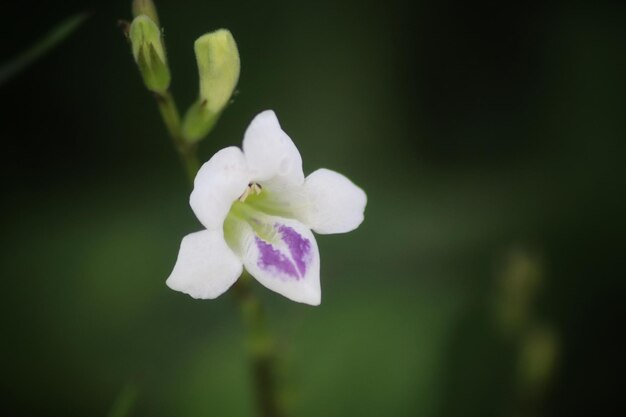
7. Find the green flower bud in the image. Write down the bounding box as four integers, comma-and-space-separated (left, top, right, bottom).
132, 0, 160, 26
182, 29, 240, 143
129, 15, 170, 93
195, 29, 240, 113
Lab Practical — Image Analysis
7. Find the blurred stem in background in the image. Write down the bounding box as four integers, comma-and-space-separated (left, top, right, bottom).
0, 12, 89, 86
495, 248, 559, 417
125, 1, 284, 416
234, 273, 285, 417
106, 384, 138, 417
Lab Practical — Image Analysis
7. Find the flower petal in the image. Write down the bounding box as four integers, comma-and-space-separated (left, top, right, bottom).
190, 146, 250, 230
225, 213, 320, 305
297, 168, 367, 234
242, 110, 304, 190
166, 229, 243, 299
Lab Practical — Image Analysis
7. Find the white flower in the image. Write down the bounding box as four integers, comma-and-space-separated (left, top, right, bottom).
166, 110, 367, 305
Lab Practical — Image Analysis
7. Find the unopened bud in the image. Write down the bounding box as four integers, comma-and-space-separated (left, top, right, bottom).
182, 29, 240, 142
129, 15, 170, 93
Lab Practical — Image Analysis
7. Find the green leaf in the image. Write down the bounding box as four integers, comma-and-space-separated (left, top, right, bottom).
0, 12, 90, 86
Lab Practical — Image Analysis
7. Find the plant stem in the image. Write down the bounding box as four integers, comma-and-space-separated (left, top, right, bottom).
154, 90, 199, 182
152, 91, 283, 417
232, 274, 284, 417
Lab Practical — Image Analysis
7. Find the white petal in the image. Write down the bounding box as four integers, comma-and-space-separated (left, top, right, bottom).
297, 168, 367, 234
225, 214, 321, 305
242, 110, 305, 190
167, 229, 243, 299
190, 147, 251, 230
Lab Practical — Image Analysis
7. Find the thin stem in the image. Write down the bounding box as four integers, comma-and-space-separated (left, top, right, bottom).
151, 90, 284, 417
154, 90, 199, 183
232, 274, 284, 417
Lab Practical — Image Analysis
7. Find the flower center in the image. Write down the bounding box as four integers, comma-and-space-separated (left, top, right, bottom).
238, 182, 262, 202
228, 182, 295, 225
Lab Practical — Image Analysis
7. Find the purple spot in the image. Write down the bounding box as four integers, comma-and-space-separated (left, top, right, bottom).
254, 224, 313, 281
277, 224, 312, 276
255, 237, 299, 279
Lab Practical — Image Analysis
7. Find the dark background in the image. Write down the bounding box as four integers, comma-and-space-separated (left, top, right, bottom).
1, 0, 624, 416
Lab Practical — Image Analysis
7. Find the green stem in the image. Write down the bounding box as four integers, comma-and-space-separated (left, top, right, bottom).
154, 90, 199, 183
151, 90, 283, 417
232, 274, 284, 417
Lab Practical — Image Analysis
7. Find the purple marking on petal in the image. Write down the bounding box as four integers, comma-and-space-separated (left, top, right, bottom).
255, 237, 300, 279
277, 224, 312, 276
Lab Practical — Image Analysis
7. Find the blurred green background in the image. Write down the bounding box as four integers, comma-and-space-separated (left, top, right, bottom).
1, 0, 624, 416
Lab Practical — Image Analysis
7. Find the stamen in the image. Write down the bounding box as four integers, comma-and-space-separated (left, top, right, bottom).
251, 182, 262, 195
238, 182, 262, 202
